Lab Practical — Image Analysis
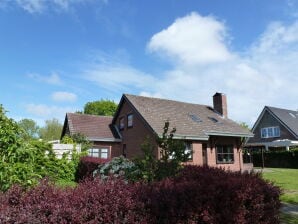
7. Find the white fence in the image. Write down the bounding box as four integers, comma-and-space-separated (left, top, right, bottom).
52, 144, 81, 159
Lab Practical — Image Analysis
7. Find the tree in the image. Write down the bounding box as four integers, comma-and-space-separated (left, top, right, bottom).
84, 99, 117, 116
18, 118, 39, 140
39, 118, 63, 141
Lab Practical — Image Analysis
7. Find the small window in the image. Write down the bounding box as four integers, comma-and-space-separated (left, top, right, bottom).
216, 145, 234, 164
100, 148, 109, 159
89, 148, 109, 159
88, 148, 100, 157
185, 142, 193, 161
189, 114, 202, 123
127, 114, 133, 128
261, 127, 280, 138
119, 117, 125, 130
208, 117, 219, 123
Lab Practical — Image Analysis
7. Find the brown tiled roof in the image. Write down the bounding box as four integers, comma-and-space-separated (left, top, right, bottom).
65, 113, 118, 141
124, 94, 253, 139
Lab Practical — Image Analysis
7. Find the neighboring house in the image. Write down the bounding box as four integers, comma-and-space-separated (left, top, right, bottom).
111, 93, 253, 172
246, 106, 298, 151
61, 113, 121, 159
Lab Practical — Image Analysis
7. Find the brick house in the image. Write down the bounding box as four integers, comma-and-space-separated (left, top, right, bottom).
111, 93, 253, 172
61, 93, 253, 171
246, 106, 298, 151
61, 113, 121, 159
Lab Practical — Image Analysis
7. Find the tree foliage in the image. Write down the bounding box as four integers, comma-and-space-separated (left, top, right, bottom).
134, 121, 192, 182
83, 99, 117, 116
0, 105, 82, 191
39, 118, 63, 141
18, 118, 39, 140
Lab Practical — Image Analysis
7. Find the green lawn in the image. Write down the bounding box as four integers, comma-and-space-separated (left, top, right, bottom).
260, 168, 298, 204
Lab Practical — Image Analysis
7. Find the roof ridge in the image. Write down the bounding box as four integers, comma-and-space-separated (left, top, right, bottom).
124, 93, 210, 108
67, 112, 113, 118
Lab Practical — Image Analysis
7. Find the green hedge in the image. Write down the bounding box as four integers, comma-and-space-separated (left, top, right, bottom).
252, 149, 298, 168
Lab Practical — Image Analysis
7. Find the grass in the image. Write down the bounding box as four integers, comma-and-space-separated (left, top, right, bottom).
55, 179, 77, 188
280, 213, 298, 224
260, 168, 298, 204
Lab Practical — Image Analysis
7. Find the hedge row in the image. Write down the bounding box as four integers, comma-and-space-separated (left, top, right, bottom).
252, 149, 298, 168
0, 166, 281, 224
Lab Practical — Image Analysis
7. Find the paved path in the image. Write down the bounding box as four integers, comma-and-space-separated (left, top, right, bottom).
281, 203, 298, 216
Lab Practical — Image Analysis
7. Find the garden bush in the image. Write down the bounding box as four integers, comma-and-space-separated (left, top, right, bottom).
75, 156, 109, 181
138, 165, 281, 224
0, 178, 147, 224
0, 165, 281, 224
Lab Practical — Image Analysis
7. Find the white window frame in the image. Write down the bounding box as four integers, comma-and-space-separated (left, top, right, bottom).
88, 148, 109, 159
260, 126, 280, 138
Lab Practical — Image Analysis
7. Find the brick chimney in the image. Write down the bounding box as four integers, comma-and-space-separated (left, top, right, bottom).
213, 92, 227, 118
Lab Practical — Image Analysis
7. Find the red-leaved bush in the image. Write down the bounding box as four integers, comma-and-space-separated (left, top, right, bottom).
0, 166, 281, 224
75, 156, 110, 181
137, 165, 281, 224
0, 178, 147, 224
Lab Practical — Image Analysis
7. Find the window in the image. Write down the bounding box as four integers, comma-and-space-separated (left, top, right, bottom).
89, 148, 99, 157
166, 142, 193, 161
88, 148, 109, 159
127, 114, 133, 128
185, 142, 193, 161
100, 148, 109, 159
261, 126, 280, 138
119, 117, 125, 130
216, 145, 234, 164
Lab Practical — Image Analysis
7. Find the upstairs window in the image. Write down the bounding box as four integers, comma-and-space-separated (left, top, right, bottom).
216, 145, 234, 164
127, 114, 133, 128
261, 126, 280, 138
119, 117, 125, 130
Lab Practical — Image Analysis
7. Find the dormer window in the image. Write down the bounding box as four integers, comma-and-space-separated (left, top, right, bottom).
127, 114, 133, 128
119, 117, 125, 130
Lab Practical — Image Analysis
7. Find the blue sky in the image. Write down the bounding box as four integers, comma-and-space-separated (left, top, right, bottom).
1, 0, 298, 126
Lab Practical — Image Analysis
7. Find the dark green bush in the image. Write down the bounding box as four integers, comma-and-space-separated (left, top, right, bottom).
252, 149, 298, 168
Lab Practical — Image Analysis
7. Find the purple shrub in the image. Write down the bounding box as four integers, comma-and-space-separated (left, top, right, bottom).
75, 156, 110, 181
138, 165, 281, 224
0, 165, 280, 224
0, 178, 147, 224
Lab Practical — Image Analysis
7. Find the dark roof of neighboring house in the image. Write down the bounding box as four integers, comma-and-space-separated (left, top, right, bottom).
62, 113, 120, 141
254, 106, 298, 138
115, 94, 253, 140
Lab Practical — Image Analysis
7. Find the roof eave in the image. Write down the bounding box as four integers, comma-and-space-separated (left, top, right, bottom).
88, 137, 122, 142
206, 131, 254, 138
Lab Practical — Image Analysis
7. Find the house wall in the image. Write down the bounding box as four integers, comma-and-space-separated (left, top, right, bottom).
207, 136, 243, 171
247, 110, 296, 143
92, 141, 120, 159
184, 141, 203, 165
114, 100, 157, 159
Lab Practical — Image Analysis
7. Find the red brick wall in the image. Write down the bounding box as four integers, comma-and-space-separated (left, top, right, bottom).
184, 142, 203, 165
206, 136, 242, 171
114, 100, 157, 159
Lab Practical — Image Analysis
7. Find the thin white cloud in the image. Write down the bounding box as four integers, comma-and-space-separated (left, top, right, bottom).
82, 13, 298, 126
51, 91, 77, 102
16, 0, 44, 13
2, 0, 99, 14
147, 12, 233, 66
82, 61, 157, 93
25, 103, 77, 122
28, 72, 62, 85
